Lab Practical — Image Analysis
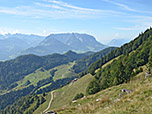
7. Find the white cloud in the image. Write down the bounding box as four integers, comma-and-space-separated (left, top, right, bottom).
103, 0, 138, 12
44, 0, 101, 12
0, 0, 123, 19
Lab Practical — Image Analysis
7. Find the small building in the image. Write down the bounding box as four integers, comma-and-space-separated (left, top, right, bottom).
72, 78, 78, 83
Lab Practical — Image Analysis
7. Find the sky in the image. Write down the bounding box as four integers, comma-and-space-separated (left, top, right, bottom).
0, 0, 152, 44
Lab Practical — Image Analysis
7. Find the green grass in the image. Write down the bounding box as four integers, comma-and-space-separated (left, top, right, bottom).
38, 83, 52, 90
14, 62, 76, 90
53, 62, 77, 81
50, 74, 93, 110
17, 68, 51, 87
53, 66, 152, 114
34, 74, 93, 114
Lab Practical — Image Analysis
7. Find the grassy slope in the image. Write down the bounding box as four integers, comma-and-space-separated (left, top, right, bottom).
54, 65, 152, 114
53, 62, 77, 81
34, 74, 93, 114
17, 68, 51, 87
95, 56, 120, 73
14, 62, 76, 90
51, 74, 93, 109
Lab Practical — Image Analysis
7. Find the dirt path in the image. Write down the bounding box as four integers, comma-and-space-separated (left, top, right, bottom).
43, 90, 55, 113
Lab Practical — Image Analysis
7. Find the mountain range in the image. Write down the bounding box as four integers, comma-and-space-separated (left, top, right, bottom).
0, 34, 45, 60
20, 33, 106, 56
0, 33, 106, 60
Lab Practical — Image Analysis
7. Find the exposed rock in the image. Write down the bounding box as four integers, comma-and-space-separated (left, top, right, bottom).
114, 98, 120, 102
72, 100, 77, 103
96, 98, 102, 102
145, 72, 151, 79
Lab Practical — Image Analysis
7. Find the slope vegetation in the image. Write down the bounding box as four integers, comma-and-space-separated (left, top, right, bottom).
87, 28, 152, 95
72, 47, 117, 73
54, 65, 152, 114
0, 51, 86, 90
34, 74, 94, 114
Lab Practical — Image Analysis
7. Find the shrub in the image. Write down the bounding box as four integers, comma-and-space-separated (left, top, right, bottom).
73, 93, 84, 100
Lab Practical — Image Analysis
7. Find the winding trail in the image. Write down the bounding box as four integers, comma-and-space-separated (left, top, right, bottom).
43, 90, 55, 113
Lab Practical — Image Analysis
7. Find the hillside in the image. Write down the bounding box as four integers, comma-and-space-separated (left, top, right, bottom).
87, 28, 152, 95
0, 44, 115, 111
34, 74, 94, 114
0, 51, 87, 90
72, 47, 117, 73
20, 33, 106, 56
89, 28, 152, 75
0, 50, 91, 110
0, 94, 46, 114
53, 65, 152, 114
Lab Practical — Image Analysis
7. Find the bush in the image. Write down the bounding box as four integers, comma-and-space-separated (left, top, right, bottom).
73, 93, 84, 100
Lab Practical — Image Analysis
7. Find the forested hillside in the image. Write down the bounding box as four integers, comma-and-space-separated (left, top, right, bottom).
72, 47, 117, 73
0, 94, 46, 114
0, 50, 92, 110
87, 28, 152, 94
0, 51, 87, 90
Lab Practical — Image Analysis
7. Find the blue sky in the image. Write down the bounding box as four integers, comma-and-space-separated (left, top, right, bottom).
0, 0, 152, 43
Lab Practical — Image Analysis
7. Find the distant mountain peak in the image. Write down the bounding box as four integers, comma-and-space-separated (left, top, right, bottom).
108, 38, 130, 47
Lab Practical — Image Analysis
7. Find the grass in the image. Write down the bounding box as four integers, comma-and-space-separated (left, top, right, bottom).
50, 74, 93, 110
34, 74, 93, 114
95, 56, 120, 73
102, 56, 120, 68
38, 83, 52, 90
17, 68, 51, 87
14, 62, 76, 90
53, 62, 77, 81
53, 65, 152, 114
